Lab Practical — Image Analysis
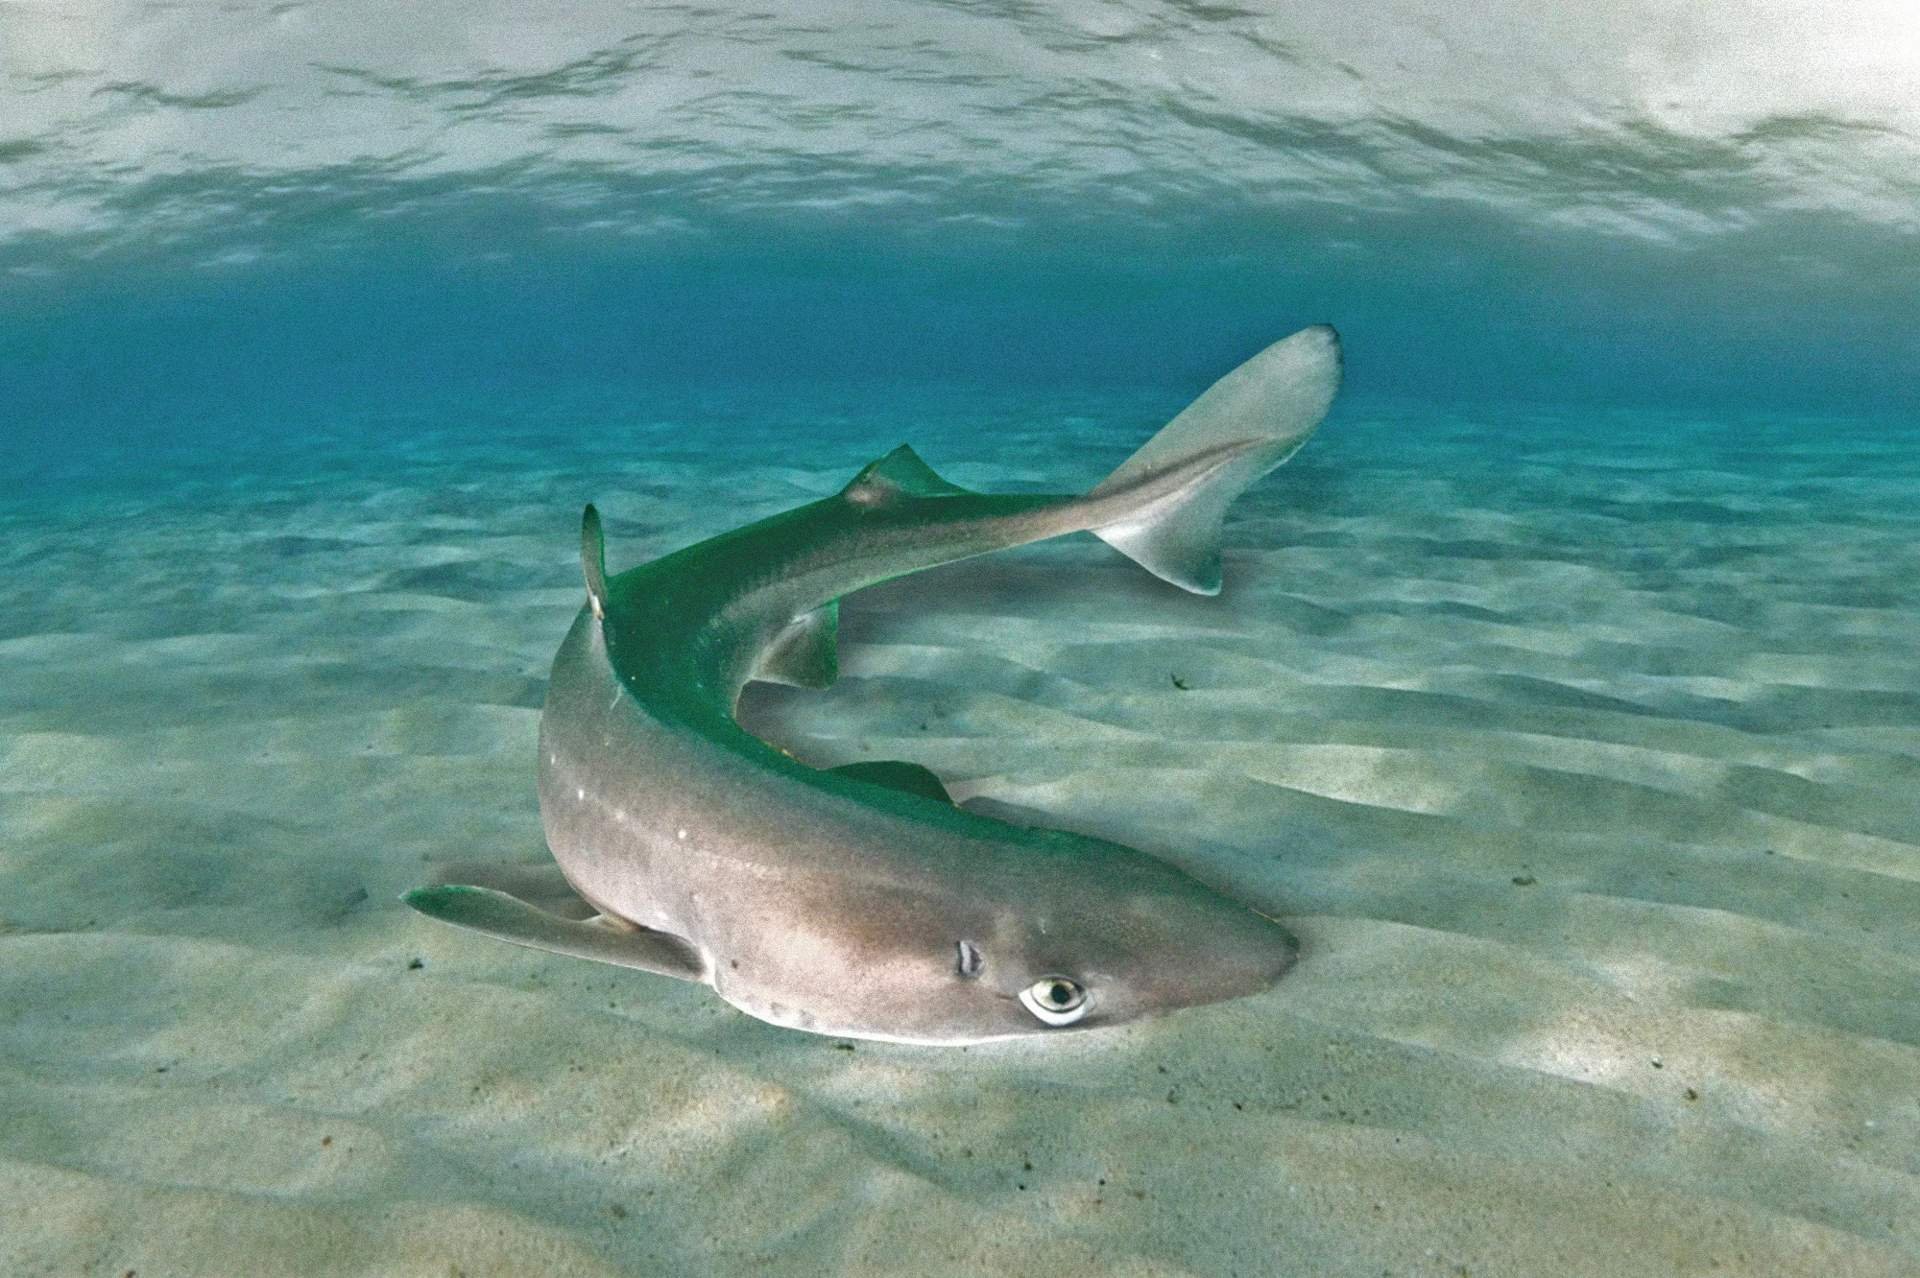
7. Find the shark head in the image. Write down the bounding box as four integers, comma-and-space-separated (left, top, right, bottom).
952, 842, 1298, 1043
967, 871, 1297, 1043
411, 328, 1338, 1047
723, 832, 1299, 1046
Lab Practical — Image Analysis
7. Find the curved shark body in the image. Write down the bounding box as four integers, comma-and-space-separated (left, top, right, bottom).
406, 325, 1341, 1044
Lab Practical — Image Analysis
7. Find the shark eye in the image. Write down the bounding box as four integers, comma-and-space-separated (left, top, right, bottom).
955, 939, 984, 978
1019, 976, 1089, 1026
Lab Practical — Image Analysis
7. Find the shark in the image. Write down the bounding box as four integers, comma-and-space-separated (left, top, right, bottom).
404, 324, 1342, 1045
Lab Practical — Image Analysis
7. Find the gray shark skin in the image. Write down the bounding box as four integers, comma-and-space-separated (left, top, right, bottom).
405, 325, 1342, 1045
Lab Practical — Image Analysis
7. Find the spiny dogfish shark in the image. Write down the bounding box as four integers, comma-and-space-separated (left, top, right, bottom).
405, 325, 1342, 1045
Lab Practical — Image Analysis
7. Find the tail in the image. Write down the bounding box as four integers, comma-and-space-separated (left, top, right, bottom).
1090, 324, 1341, 594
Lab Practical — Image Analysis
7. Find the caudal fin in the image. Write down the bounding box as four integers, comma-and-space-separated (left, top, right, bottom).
1091, 325, 1341, 594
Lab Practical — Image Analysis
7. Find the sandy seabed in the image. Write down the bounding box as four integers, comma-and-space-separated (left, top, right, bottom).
3, 396, 1917, 1276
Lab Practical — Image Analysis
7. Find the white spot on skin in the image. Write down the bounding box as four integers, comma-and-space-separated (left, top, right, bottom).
677, 828, 688, 840
576, 787, 586, 801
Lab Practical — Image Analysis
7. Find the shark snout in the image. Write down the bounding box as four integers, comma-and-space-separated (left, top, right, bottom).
1184, 906, 1299, 1003
1094, 889, 1298, 1022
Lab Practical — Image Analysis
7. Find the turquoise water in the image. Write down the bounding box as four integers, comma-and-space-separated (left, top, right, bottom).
4, 1, 1918, 458
4, 5, 1920, 1275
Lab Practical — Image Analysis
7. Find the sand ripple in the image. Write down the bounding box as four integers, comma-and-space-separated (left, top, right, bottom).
5, 407, 1918, 1274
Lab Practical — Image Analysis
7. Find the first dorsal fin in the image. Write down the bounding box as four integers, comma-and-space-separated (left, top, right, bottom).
841, 445, 972, 508
581, 503, 609, 620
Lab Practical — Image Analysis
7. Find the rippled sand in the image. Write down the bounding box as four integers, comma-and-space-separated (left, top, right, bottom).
3, 400, 1916, 1275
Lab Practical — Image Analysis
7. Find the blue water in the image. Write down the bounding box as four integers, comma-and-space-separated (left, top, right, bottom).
4, 1, 1918, 466
5, 5, 1920, 1274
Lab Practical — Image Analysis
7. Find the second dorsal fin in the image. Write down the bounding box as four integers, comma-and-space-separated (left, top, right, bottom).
841, 445, 972, 508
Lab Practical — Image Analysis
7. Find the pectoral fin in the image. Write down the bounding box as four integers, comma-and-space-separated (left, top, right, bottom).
828, 759, 952, 804
422, 860, 599, 920
403, 885, 707, 982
